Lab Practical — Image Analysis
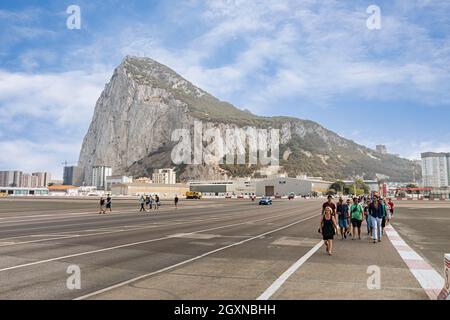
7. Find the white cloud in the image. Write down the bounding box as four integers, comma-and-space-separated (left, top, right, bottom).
0, 140, 82, 179
0, 69, 109, 129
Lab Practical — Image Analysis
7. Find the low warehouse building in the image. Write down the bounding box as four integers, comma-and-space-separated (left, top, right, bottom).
111, 183, 189, 198
255, 177, 332, 197
189, 179, 256, 196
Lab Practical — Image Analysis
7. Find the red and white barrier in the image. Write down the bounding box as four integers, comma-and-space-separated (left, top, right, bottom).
438, 254, 450, 300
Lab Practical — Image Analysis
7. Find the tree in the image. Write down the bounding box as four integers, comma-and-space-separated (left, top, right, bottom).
329, 180, 345, 195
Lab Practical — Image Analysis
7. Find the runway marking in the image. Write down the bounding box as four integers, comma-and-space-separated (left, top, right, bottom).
271, 237, 320, 247
257, 241, 323, 300
385, 225, 444, 300
73, 213, 320, 300
0, 203, 311, 247
0, 207, 309, 269
168, 233, 219, 240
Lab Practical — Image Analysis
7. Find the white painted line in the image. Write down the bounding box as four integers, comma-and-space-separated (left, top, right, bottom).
397, 250, 424, 261
0, 208, 306, 269
390, 240, 407, 246
257, 241, 323, 300
74, 213, 319, 300
385, 225, 444, 300
0, 206, 302, 248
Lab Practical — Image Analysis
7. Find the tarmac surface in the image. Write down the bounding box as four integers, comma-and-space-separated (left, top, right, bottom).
0, 197, 448, 300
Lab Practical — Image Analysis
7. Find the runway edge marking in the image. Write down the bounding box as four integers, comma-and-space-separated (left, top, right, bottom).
385, 225, 444, 300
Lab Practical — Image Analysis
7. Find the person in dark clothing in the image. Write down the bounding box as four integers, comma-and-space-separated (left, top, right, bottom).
369, 197, 384, 243
154, 195, 160, 210
322, 195, 336, 216
139, 195, 146, 212
145, 195, 151, 211
320, 206, 337, 256
336, 198, 349, 239
99, 197, 106, 214
106, 195, 112, 213
174, 195, 179, 209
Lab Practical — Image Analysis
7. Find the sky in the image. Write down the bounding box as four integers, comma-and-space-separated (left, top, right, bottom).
0, 0, 450, 179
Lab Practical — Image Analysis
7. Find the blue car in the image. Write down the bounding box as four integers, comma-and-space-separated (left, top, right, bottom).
259, 197, 273, 205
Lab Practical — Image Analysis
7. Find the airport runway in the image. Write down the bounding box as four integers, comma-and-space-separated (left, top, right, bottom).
0, 197, 448, 300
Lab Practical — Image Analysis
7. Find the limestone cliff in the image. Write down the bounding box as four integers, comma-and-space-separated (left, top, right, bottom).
78, 56, 420, 183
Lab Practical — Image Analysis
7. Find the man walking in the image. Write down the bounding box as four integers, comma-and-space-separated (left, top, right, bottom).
106, 195, 112, 213
322, 195, 336, 216
369, 197, 384, 243
336, 198, 349, 239
139, 195, 146, 212
174, 195, 179, 209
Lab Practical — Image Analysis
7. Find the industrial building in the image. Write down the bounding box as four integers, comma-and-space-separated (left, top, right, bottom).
105, 175, 133, 191
255, 177, 332, 197
189, 177, 332, 197
0, 187, 49, 196
111, 183, 188, 198
189, 179, 256, 196
48, 185, 79, 196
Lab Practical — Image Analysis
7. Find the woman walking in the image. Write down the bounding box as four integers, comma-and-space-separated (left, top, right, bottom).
350, 197, 363, 240
99, 197, 106, 214
320, 206, 337, 256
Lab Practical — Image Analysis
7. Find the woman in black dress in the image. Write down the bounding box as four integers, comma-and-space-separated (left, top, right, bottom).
320, 206, 337, 255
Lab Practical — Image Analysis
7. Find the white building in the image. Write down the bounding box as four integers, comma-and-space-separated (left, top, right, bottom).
376, 145, 387, 154
421, 152, 450, 188
152, 168, 176, 184
105, 175, 133, 191
32, 172, 51, 187
0, 171, 22, 187
91, 166, 112, 190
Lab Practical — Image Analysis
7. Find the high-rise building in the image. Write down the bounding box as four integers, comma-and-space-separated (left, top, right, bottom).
152, 168, 176, 184
0, 171, 13, 187
91, 166, 112, 190
63, 166, 81, 186
32, 172, 51, 188
0, 171, 23, 187
421, 152, 450, 188
20, 173, 33, 188
376, 145, 387, 154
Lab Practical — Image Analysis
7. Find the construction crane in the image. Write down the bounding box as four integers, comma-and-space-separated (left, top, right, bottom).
61, 161, 78, 167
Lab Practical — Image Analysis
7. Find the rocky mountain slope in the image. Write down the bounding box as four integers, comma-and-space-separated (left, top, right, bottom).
78, 56, 420, 184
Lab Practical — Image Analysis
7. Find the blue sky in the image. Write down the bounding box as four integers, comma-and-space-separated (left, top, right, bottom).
1, 0, 450, 179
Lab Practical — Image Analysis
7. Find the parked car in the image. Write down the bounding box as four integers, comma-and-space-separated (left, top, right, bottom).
288, 192, 295, 200
259, 197, 273, 205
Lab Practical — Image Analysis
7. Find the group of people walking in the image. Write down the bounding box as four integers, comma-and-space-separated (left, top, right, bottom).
99, 194, 180, 215
319, 195, 394, 255
139, 194, 161, 212
99, 195, 112, 214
